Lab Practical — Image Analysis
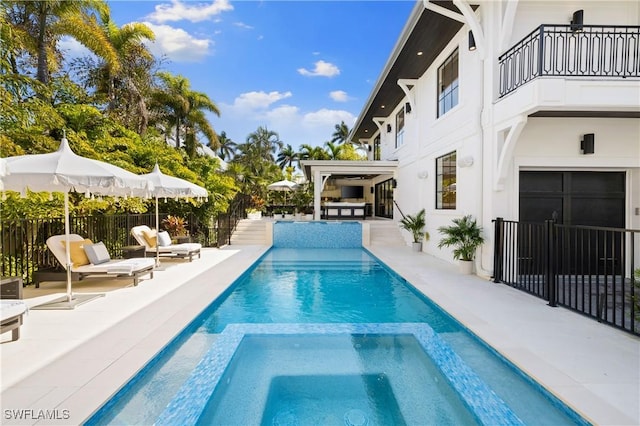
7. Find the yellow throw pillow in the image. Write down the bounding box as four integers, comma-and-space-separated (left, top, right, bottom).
61, 239, 92, 268
143, 229, 157, 248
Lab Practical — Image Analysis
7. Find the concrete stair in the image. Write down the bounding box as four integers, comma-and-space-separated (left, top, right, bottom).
367, 220, 406, 247
230, 219, 269, 245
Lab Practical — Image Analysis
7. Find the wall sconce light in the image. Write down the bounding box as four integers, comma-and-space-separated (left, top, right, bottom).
370, 187, 374, 194
386, 124, 392, 133
417, 171, 428, 179
457, 155, 474, 168
392, 179, 397, 188
571, 9, 584, 32
405, 102, 412, 114
468, 30, 476, 51
367, 144, 372, 152
581, 133, 595, 154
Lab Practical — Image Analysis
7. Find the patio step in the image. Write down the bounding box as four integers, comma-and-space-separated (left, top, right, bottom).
367, 221, 406, 247
230, 219, 269, 245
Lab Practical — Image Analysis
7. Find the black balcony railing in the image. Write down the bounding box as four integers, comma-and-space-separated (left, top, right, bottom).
499, 24, 640, 97
493, 218, 639, 336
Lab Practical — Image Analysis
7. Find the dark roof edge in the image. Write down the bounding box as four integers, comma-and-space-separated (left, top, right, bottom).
349, 1, 424, 143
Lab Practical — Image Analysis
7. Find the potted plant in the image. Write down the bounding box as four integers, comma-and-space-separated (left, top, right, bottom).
162, 215, 190, 243
437, 215, 484, 274
399, 209, 427, 252
292, 185, 313, 220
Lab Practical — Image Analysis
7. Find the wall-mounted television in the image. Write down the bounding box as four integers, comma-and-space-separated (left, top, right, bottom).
341, 185, 364, 199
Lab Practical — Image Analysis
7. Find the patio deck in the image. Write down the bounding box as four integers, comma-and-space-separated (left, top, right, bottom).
0, 244, 638, 425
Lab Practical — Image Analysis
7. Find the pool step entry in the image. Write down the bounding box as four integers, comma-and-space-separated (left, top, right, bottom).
367, 221, 406, 247
255, 259, 381, 271
230, 219, 269, 245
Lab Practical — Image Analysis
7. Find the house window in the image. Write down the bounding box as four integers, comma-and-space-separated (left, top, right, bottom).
373, 134, 381, 160
395, 108, 405, 148
436, 151, 456, 209
437, 49, 458, 117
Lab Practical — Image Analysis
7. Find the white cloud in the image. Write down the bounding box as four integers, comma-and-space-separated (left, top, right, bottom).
329, 90, 349, 102
298, 60, 340, 77
146, 0, 233, 23
233, 22, 254, 30
232, 91, 293, 111
58, 36, 93, 59
303, 109, 355, 127
217, 98, 356, 149
143, 22, 211, 63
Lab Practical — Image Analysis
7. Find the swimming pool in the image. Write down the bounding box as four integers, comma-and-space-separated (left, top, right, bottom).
86, 247, 588, 425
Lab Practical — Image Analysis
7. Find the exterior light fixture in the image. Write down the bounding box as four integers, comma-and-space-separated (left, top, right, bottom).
581, 133, 595, 154
405, 102, 412, 114
457, 155, 474, 167
387, 124, 392, 133
571, 9, 584, 32
392, 179, 397, 188
468, 30, 476, 51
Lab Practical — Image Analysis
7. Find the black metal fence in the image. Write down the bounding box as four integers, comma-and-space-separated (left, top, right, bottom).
0, 193, 252, 286
499, 24, 640, 97
493, 218, 639, 336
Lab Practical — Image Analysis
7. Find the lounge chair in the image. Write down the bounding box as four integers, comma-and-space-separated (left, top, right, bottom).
46, 235, 155, 286
131, 225, 201, 262
0, 277, 27, 342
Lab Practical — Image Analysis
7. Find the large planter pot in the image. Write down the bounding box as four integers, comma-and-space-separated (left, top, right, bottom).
412, 242, 422, 252
459, 260, 473, 274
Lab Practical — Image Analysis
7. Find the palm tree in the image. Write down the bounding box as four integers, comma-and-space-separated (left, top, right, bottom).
215, 131, 236, 161
324, 141, 343, 160
276, 144, 298, 170
152, 71, 220, 151
95, 10, 154, 133
331, 120, 350, 144
298, 143, 329, 161
244, 126, 283, 162
4, 0, 118, 85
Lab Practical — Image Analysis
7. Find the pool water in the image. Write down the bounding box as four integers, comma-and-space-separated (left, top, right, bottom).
87, 248, 587, 425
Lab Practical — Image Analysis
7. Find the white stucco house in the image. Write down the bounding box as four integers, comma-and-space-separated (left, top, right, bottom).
303, 0, 639, 281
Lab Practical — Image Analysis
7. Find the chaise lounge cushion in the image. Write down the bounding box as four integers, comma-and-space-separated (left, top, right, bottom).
142, 229, 157, 248
46, 234, 155, 286
131, 225, 201, 261
157, 231, 172, 247
61, 239, 92, 267
84, 242, 111, 265
0, 300, 27, 323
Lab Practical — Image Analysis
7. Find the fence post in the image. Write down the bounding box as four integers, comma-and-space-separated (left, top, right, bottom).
545, 219, 557, 307
493, 217, 504, 283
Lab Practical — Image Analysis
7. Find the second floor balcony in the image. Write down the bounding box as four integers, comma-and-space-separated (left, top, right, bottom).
499, 24, 639, 98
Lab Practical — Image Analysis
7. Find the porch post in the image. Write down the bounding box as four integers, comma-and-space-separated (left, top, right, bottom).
313, 169, 322, 220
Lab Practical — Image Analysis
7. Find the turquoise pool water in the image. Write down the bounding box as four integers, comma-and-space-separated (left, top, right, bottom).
86, 247, 587, 425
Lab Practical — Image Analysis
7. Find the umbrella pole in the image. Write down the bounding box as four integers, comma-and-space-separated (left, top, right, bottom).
64, 192, 73, 302
155, 195, 161, 268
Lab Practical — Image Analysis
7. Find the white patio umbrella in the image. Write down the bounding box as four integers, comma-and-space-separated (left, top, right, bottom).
140, 163, 208, 268
1, 136, 153, 309
267, 179, 299, 205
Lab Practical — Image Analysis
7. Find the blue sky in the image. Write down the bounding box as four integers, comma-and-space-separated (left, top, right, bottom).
100, 0, 415, 151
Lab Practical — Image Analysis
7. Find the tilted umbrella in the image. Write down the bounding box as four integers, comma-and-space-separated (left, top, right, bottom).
140, 163, 208, 268
1, 136, 153, 309
267, 179, 299, 205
